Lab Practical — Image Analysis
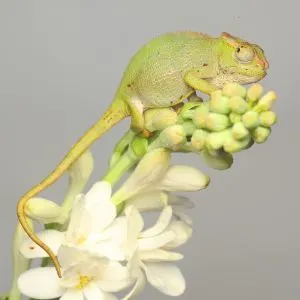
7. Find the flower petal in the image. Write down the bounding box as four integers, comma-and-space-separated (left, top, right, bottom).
126, 191, 167, 212
157, 165, 210, 192
83, 282, 106, 300
139, 249, 183, 262
20, 230, 65, 258
138, 231, 175, 251
164, 220, 193, 249
85, 181, 112, 208
101, 261, 130, 282
88, 241, 125, 261
172, 208, 193, 225
122, 269, 146, 300
60, 289, 83, 300
57, 245, 90, 269
140, 206, 173, 238
124, 206, 144, 257
101, 292, 118, 300
167, 194, 194, 209
18, 267, 65, 299
85, 182, 117, 231
113, 149, 170, 203
93, 217, 127, 243
65, 194, 87, 243
97, 277, 133, 293
143, 262, 185, 296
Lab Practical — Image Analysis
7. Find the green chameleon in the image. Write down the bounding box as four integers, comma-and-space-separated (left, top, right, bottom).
17, 31, 269, 277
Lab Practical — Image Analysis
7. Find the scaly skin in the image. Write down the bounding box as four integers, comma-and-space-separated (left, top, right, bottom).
17, 31, 269, 277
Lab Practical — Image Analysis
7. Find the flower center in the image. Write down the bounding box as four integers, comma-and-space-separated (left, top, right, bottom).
76, 275, 91, 289
76, 235, 87, 245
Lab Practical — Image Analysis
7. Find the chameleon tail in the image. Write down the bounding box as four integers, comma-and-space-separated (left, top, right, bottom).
17, 99, 129, 278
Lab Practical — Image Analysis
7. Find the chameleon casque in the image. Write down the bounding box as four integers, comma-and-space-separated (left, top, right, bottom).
17, 31, 269, 277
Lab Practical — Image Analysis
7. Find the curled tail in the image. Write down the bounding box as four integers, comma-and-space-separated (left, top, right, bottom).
17, 100, 129, 277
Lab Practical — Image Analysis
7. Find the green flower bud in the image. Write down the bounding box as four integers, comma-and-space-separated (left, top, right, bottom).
191, 129, 208, 150
129, 136, 148, 158
205, 113, 230, 131
159, 124, 187, 150
209, 90, 230, 114
206, 129, 232, 150
253, 91, 277, 112
192, 102, 210, 128
253, 126, 271, 143
232, 122, 249, 140
229, 112, 241, 123
242, 111, 260, 129
180, 101, 202, 119
223, 135, 251, 153
144, 108, 178, 132
182, 121, 196, 136
260, 111, 277, 127
228, 96, 249, 114
247, 83, 264, 105
222, 82, 247, 98
200, 148, 233, 170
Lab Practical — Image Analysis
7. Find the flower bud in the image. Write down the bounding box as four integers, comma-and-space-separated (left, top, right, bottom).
159, 125, 187, 150
192, 103, 210, 128
144, 108, 178, 132
253, 126, 271, 143
205, 113, 230, 131
229, 112, 241, 123
182, 121, 196, 136
260, 111, 277, 127
129, 136, 148, 159
25, 197, 65, 224
179, 102, 202, 119
222, 82, 247, 98
223, 136, 251, 153
254, 91, 277, 112
228, 96, 249, 114
191, 129, 208, 150
246, 83, 264, 105
209, 90, 230, 114
206, 129, 231, 150
200, 149, 233, 170
242, 111, 260, 129
232, 122, 249, 140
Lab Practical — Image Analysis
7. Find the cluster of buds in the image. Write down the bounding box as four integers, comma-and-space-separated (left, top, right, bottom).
108, 83, 277, 171
142, 83, 277, 169
184, 83, 277, 153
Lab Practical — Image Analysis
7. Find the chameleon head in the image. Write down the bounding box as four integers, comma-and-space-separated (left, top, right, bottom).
215, 32, 269, 87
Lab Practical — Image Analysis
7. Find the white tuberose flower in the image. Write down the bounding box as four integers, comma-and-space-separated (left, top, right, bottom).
123, 205, 192, 299
20, 181, 126, 261
112, 148, 209, 224
18, 247, 131, 300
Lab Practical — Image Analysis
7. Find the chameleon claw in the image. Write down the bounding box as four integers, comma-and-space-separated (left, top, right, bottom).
172, 102, 185, 114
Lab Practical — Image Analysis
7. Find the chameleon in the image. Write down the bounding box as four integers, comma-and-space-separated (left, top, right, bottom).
17, 31, 269, 277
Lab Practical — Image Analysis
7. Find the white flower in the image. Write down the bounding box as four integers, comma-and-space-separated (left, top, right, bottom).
112, 148, 209, 224
18, 246, 132, 300
20, 181, 126, 261
122, 205, 192, 298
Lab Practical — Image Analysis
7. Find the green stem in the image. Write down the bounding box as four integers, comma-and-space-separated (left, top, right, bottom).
8, 223, 33, 300
108, 130, 136, 168
103, 151, 138, 187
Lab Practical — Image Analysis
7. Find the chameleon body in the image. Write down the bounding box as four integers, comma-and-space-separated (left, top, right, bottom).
17, 31, 269, 277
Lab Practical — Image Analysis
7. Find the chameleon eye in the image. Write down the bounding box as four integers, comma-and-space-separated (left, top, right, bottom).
235, 45, 254, 63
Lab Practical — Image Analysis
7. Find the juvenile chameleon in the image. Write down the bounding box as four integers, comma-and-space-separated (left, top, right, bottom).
17, 31, 269, 277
